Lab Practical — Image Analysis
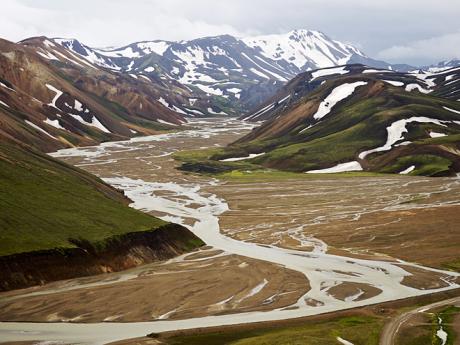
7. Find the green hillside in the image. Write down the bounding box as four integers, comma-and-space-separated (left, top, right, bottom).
0, 142, 167, 256
179, 65, 460, 177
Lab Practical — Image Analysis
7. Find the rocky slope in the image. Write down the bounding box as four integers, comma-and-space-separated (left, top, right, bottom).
0, 36, 192, 152
198, 64, 460, 176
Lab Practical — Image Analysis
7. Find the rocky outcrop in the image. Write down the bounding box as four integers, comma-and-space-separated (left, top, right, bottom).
0, 223, 204, 291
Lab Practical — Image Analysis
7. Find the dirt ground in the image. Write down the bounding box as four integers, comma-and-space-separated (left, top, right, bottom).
211, 177, 460, 270
0, 248, 309, 322
4, 119, 457, 328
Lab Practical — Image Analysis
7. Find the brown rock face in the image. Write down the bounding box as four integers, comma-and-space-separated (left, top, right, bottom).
0, 37, 191, 152
0, 223, 203, 291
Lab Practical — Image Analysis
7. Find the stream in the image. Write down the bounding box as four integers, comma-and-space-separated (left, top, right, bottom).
1, 118, 459, 344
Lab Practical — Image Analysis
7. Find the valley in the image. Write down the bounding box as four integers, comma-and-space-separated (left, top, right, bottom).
1, 118, 459, 344
1, 10, 460, 343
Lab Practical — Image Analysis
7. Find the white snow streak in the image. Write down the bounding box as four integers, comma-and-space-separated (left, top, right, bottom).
399, 166, 415, 175
306, 161, 363, 174
312, 81, 367, 120
220, 153, 265, 162
25, 120, 57, 140
359, 117, 447, 159
311, 66, 348, 80
45, 84, 63, 109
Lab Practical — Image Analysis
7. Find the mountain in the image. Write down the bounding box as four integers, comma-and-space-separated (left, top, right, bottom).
242, 64, 460, 122
0, 36, 205, 290
425, 59, 460, 72
189, 64, 460, 177
0, 36, 191, 152
53, 29, 410, 113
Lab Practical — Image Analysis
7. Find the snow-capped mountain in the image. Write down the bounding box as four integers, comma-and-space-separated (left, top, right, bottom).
242, 30, 364, 70
214, 64, 460, 177
53, 29, 407, 112
424, 59, 460, 73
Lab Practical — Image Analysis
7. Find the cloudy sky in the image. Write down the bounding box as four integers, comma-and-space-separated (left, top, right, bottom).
1, 0, 459, 66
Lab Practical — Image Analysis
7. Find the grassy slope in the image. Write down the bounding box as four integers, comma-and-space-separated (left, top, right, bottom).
0, 142, 167, 256
250, 90, 460, 172
166, 315, 383, 345
182, 82, 460, 177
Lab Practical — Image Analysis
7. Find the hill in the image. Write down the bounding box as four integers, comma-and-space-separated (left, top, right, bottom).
183, 65, 460, 177
0, 36, 190, 152
0, 142, 203, 290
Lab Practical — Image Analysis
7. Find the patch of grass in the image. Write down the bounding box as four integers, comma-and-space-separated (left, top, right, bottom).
174, 148, 260, 174
165, 315, 383, 345
173, 148, 225, 163
218, 169, 385, 181
224, 83, 460, 176
380, 154, 453, 176
442, 258, 460, 272
0, 143, 167, 256
396, 325, 431, 345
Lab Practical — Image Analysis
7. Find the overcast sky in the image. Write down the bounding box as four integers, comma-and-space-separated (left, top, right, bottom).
1, 0, 459, 66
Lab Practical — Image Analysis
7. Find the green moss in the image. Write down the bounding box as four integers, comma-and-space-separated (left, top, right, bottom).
211, 82, 460, 177
380, 154, 453, 176
0, 143, 167, 256
165, 315, 383, 345
217, 169, 384, 181
442, 258, 460, 272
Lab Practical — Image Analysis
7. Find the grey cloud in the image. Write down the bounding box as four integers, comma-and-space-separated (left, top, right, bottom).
1, 0, 459, 65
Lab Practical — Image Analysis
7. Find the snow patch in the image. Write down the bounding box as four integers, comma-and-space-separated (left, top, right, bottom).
45, 84, 63, 109
383, 80, 404, 87
399, 166, 415, 175
405, 83, 431, 94
137, 41, 170, 56
362, 69, 392, 74
25, 120, 57, 140
306, 161, 363, 174
313, 81, 367, 120
157, 97, 170, 108
429, 131, 447, 138
0, 82, 15, 92
207, 107, 227, 115
220, 153, 265, 162
444, 106, 460, 115
37, 51, 59, 61
311, 66, 348, 80
69, 114, 110, 133
359, 117, 448, 159
44, 118, 66, 130
337, 337, 355, 345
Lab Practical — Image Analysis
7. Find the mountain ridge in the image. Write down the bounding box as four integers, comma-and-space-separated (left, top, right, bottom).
50, 29, 416, 114
181, 64, 460, 177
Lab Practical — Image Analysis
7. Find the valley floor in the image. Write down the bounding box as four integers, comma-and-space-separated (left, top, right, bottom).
0, 118, 459, 344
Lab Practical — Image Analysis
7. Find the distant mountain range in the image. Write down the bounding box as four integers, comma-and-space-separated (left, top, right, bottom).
53, 29, 417, 112
424, 59, 460, 72
1, 29, 459, 153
